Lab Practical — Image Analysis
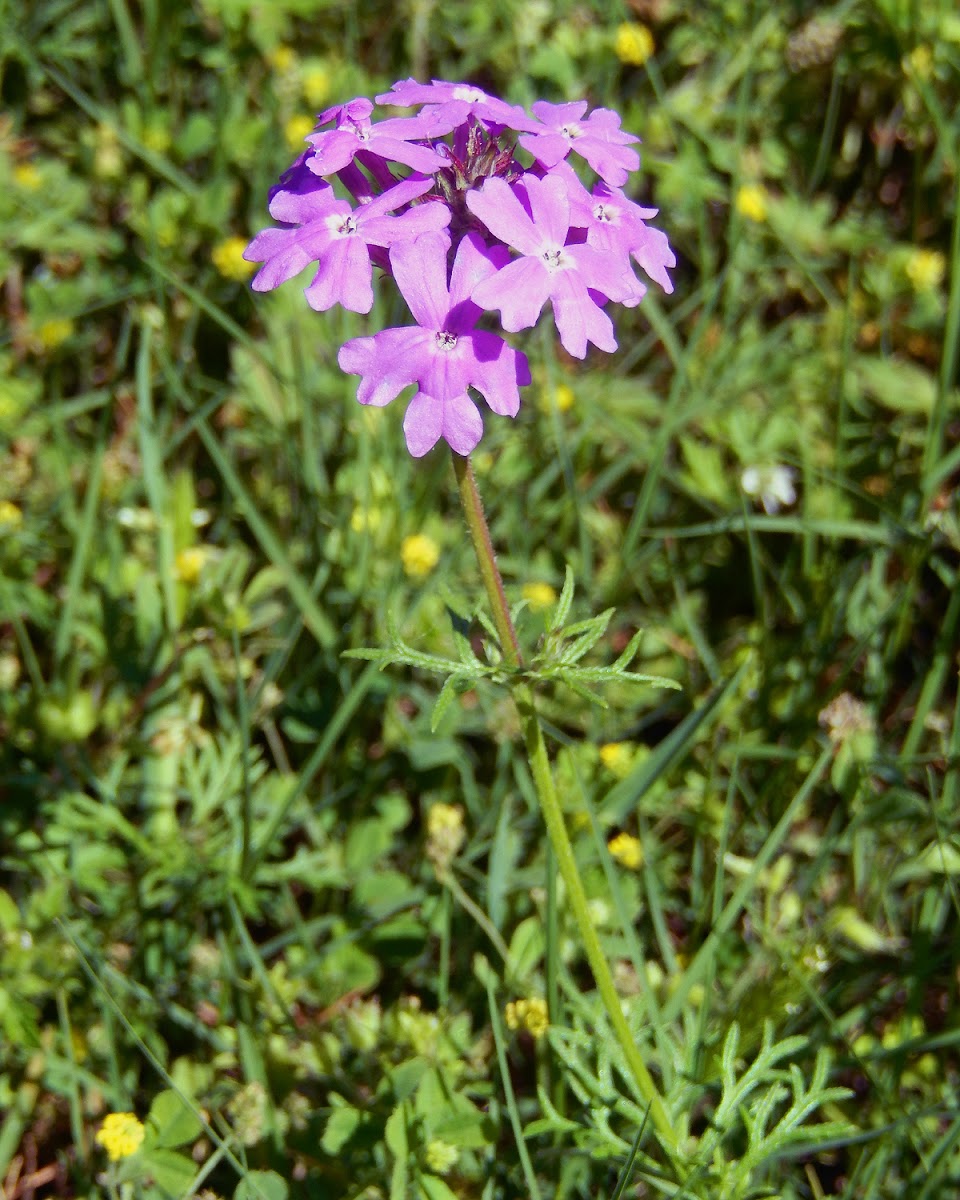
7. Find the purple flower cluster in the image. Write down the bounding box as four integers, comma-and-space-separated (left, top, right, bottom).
245, 80, 675, 457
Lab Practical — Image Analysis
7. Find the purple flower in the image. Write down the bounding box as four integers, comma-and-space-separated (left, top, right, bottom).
305, 97, 446, 176
375, 78, 537, 136
244, 176, 450, 313
519, 101, 640, 188
338, 232, 531, 456
245, 78, 677, 456
554, 161, 675, 295
466, 174, 639, 358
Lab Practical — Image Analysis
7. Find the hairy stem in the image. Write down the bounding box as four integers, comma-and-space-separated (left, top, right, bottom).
451, 450, 680, 1158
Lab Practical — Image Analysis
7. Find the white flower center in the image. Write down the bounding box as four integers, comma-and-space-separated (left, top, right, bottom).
593, 202, 617, 224
332, 214, 358, 237
452, 86, 486, 103
435, 331, 458, 351
561, 123, 583, 139
542, 247, 570, 271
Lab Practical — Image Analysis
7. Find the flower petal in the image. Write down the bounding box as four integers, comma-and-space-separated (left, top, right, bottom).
339, 327, 433, 405
441, 392, 484, 456
403, 391, 444, 457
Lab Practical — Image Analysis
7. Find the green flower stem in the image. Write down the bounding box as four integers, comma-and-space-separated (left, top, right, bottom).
451, 455, 523, 670
451, 451, 680, 1159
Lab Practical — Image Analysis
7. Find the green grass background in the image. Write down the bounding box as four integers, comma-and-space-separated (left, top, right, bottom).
1, 1, 959, 1197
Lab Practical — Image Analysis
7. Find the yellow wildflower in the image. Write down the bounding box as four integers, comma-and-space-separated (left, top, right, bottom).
522, 581, 556, 613
350, 505, 383, 533
35, 317, 74, 351
736, 183, 769, 223
615, 23, 655, 67
0, 500, 23, 528
426, 802, 465, 869
608, 831, 644, 870
401, 533, 439, 578
904, 44, 933, 81
13, 163, 41, 190
425, 1139, 459, 1176
504, 997, 549, 1039
538, 382, 574, 412
599, 741, 634, 778
285, 114, 316, 151
175, 546, 209, 584
267, 45, 297, 74
212, 236, 255, 282
302, 61, 332, 108
905, 248, 946, 293
95, 1112, 145, 1161
143, 124, 172, 155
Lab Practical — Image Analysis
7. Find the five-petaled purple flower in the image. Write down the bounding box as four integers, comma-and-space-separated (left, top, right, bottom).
245, 78, 675, 455
339, 232, 531, 457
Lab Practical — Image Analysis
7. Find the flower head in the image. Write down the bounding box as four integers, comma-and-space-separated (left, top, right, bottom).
608, 831, 644, 870
426, 801, 465, 870
741, 464, 797, 513
96, 1112, 145, 1161
615, 23, 655, 66
245, 173, 449, 314
339, 231, 530, 454
466, 174, 640, 358
905, 248, 945, 293
246, 78, 673, 456
736, 183, 769, 223
522, 581, 557, 613
425, 1138, 459, 1175
212, 236, 256, 281
401, 533, 440, 577
518, 100, 641, 187
505, 997, 549, 1039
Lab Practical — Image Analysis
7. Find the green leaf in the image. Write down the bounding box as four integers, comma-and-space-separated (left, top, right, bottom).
679, 435, 732, 505
549, 564, 576, 633
420, 1175, 460, 1200
321, 1105, 361, 1155
234, 1170, 289, 1200
139, 1148, 197, 1198
431, 675, 462, 732
144, 1090, 202, 1149
855, 354, 938, 414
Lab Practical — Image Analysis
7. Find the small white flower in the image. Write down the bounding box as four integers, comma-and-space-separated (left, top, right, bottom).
741, 464, 797, 514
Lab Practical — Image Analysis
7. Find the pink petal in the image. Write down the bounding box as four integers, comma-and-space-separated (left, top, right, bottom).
403, 391, 444, 457
465, 178, 541, 256
441, 392, 484, 456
